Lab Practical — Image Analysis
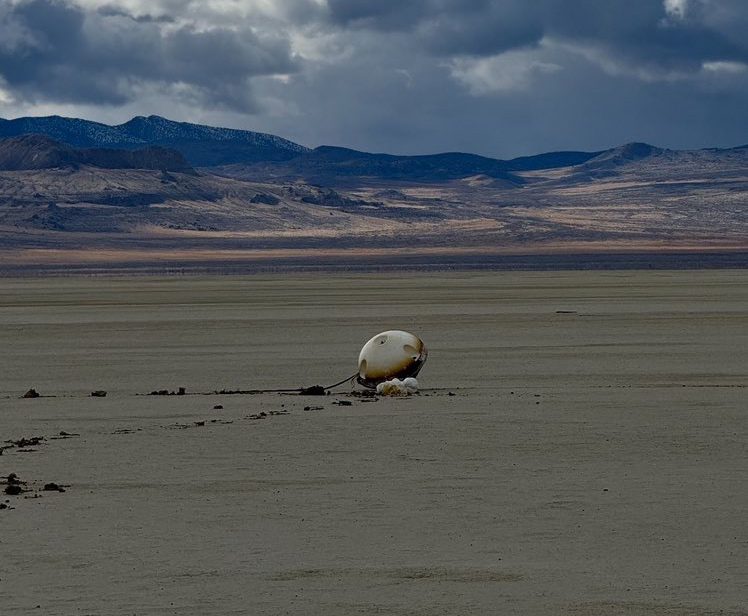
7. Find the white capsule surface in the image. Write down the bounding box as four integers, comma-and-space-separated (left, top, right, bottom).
357, 330, 428, 388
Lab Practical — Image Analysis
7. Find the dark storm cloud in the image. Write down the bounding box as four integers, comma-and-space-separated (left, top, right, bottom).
326, 0, 543, 56
0, 0, 297, 110
96, 5, 176, 24
325, 0, 748, 67
541, 0, 748, 73
325, 0, 431, 30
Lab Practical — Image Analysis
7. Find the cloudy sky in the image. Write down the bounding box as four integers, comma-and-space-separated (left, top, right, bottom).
1, 0, 748, 157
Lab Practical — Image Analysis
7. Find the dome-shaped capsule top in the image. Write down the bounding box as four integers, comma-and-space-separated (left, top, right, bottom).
357, 330, 428, 389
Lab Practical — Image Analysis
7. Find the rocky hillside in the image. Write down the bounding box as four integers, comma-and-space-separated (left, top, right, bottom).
0, 134, 193, 172
0, 115, 309, 166
550, 142, 748, 183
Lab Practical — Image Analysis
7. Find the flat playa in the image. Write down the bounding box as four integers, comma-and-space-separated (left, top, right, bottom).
1, 271, 746, 615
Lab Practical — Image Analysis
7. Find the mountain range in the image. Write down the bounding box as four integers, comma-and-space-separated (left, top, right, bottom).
4, 113, 746, 183
0, 114, 746, 273
0, 114, 604, 181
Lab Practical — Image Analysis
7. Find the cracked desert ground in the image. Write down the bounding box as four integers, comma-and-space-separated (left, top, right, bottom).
1, 270, 746, 615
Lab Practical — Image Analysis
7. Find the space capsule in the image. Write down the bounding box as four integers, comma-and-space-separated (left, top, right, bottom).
357, 330, 428, 389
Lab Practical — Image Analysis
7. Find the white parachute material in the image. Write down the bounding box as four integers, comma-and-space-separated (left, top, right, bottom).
376, 377, 419, 396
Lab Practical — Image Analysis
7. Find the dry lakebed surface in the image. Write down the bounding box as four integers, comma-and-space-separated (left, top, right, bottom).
0, 270, 746, 615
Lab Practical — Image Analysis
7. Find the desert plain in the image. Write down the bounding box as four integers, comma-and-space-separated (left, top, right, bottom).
0, 270, 746, 615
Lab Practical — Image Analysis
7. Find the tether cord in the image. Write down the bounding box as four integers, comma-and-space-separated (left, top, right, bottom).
141, 373, 360, 396
205, 372, 359, 395
322, 372, 358, 390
